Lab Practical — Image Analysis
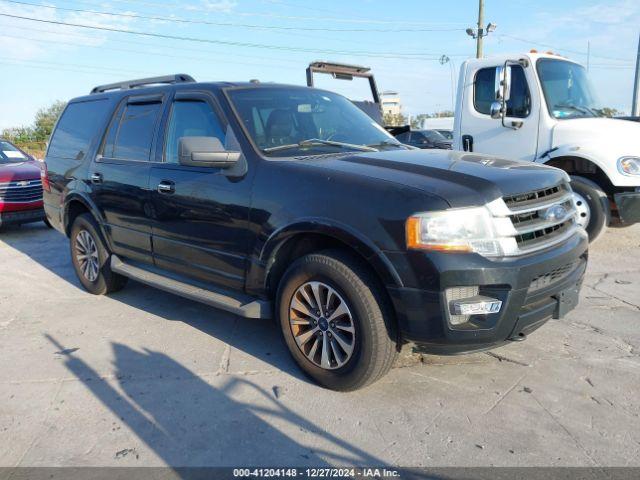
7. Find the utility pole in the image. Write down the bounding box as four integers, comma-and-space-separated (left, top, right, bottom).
466, 0, 496, 59
476, 0, 485, 59
633, 32, 640, 116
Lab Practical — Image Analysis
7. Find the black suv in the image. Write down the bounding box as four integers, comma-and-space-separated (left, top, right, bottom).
43, 74, 588, 390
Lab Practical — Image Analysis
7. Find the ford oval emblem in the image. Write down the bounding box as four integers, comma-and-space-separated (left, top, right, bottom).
544, 204, 567, 222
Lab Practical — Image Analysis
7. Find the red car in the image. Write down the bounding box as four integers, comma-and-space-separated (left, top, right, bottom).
0, 139, 47, 229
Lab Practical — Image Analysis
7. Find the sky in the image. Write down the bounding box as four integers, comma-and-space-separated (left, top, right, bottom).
0, 0, 639, 130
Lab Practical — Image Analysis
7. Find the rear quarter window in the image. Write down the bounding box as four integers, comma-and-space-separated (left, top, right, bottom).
47, 99, 111, 161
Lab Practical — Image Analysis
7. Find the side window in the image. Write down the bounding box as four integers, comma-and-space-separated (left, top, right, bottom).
165, 100, 226, 164
103, 100, 162, 161
395, 131, 410, 143
474, 66, 531, 118
47, 100, 110, 161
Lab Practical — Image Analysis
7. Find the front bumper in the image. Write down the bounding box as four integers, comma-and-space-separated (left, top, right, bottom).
614, 190, 640, 224
0, 208, 45, 227
386, 230, 589, 354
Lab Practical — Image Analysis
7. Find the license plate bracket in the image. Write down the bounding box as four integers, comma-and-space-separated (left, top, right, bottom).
553, 285, 580, 319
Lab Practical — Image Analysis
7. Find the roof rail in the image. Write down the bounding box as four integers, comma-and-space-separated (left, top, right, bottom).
90, 74, 195, 94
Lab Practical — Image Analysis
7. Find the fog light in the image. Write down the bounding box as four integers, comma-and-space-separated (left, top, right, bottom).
450, 296, 502, 316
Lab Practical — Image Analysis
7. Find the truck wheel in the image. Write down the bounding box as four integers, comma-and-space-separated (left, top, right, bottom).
277, 250, 398, 391
70, 213, 128, 295
570, 175, 609, 243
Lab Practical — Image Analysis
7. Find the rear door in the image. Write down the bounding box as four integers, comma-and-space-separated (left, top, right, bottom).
459, 63, 540, 161
89, 93, 165, 264
148, 90, 253, 291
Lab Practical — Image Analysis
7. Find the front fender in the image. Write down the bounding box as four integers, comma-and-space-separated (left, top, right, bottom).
250, 218, 404, 294
543, 144, 627, 186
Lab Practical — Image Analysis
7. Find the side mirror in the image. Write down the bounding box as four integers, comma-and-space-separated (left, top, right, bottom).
178, 136, 241, 168
494, 65, 512, 102
490, 101, 503, 119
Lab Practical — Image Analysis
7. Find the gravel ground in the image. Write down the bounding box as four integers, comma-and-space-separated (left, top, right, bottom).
1, 222, 639, 467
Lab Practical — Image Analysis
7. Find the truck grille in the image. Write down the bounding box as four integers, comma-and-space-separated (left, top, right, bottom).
0, 179, 43, 203
502, 183, 579, 254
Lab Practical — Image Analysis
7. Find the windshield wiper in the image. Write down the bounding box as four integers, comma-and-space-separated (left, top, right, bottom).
555, 104, 596, 117
263, 138, 377, 154
366, 139, 405, 149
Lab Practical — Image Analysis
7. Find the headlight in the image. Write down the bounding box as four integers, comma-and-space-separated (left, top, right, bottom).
618, 156, 640, 176
405, 206, 517, 257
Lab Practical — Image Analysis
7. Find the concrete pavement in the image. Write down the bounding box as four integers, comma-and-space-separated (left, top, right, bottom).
1, 223, 639, 467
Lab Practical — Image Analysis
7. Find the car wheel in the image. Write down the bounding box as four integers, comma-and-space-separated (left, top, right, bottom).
70, 213, 128, 295
277, 250, 398, 391
570, 175, 610, 243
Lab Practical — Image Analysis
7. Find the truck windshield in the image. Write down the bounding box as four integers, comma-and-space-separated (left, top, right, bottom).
227, 87, 401, 157
537, 58, 603, 119
0, 141, 29, 164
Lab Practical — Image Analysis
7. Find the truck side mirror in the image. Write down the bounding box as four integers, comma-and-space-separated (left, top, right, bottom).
494, 65, 512, 103
490, 101, 503, 119
178, 136, 241, 168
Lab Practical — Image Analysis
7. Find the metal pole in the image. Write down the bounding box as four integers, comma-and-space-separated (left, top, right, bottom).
476, 0, 485, 58
632, 32, 640, 116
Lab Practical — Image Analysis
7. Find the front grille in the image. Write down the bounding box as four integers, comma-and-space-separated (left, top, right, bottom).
528, 260, 580, 292
502, 183, 578, 254
0, 179, 43, 203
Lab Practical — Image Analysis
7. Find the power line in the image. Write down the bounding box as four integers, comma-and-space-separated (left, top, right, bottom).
1, 0, 466, 33
0, 13, 463, 59
0, 33, 305, 71
498, 33, 635, 63
67, 0, 468, 27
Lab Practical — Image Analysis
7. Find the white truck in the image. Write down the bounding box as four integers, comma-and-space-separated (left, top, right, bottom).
453, 51, 640, 241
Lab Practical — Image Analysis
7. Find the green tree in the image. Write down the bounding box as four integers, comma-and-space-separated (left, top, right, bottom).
383, 112, 408, 127
594, 107, 620, 118
33, 100, 66, 141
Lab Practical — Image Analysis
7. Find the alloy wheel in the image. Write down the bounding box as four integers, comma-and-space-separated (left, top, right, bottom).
75, 230, 99, 282
288, 281, 356, 370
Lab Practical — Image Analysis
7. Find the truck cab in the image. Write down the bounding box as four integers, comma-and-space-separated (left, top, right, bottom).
454, 51, 640, 241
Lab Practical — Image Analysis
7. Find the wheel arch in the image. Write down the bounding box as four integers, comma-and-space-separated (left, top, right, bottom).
260, 221, 403, 299
543, 154, 616, 196
63, 193, 109, 244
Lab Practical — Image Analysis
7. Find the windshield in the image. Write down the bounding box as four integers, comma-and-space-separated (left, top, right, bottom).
422, 130, 447, 142
0, 141, 29, 164
436, 129, 453, 140
537, 58, 603, 119
227, 87, 399, 157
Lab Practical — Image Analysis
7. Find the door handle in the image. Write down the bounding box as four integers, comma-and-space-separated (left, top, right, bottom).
90, 172, 103, 184
462, 135, 474, 152
157, 180, 175, 194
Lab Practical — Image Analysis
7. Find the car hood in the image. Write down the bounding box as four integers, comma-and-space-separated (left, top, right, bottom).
552, 118, 640, 157
305, 149, 567, 208
0, 160, 42, 183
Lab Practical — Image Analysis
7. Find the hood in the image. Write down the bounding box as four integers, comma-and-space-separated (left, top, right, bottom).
305, 149, 567, 208
0, 160, 42, 184
552, 118, 640, 157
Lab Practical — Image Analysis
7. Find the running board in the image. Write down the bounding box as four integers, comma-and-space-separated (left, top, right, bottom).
110, 255, 271, 319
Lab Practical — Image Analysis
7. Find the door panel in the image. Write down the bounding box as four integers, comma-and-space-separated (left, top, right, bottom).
149, 92, 253, 292
149, 165, 251, 290
460, 64, 540, 161
89, 95, 165, 264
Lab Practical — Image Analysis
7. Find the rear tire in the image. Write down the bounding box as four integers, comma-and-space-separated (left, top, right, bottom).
276, 250, 398, 391
70, 213, 128, 295
570, 175, 609, 243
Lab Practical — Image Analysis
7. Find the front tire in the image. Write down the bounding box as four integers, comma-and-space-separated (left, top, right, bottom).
570, 175, 609, 243
70, 213, 128, 295
277, 250, 398, 391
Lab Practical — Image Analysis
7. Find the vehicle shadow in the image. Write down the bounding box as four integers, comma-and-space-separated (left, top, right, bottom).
2, 223, 308, 383
45, 334, 385, 469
